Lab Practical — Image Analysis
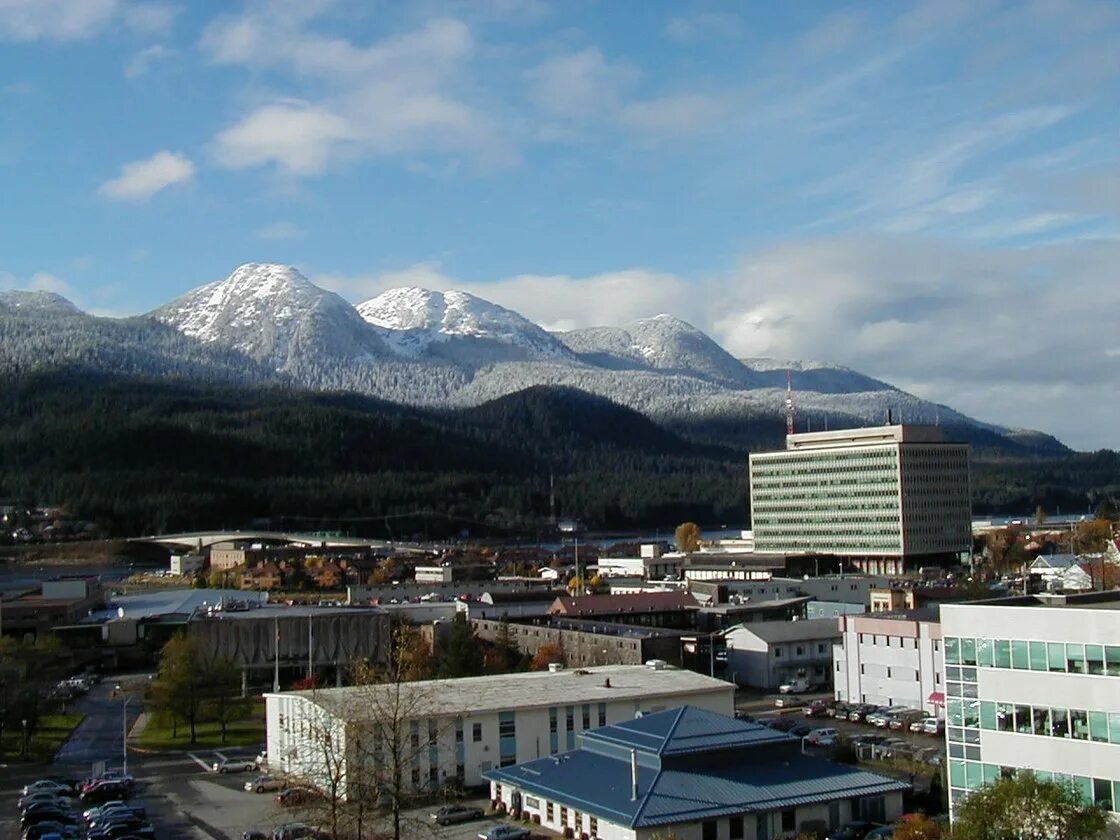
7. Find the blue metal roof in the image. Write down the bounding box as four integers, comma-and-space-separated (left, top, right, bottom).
485, 706, 910, 830
583, 706, 792, 758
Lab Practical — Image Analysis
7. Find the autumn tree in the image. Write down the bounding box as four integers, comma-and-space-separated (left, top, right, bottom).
675, 521, 702, 552
952, 773, 1108, 840
893, 813, 943, 840
149, 634, 208, 743
531, 643, 565, 671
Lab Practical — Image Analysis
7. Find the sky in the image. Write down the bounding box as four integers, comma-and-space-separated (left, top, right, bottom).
1, 0, 1119, 451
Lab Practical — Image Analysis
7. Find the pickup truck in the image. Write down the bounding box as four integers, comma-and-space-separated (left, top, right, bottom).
778, 679, 811, 694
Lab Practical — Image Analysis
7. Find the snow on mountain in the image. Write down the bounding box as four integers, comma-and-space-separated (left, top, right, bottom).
0, 289, 83, 315
556, 315, 758, 387
150, 263, 389, 372
356, 287, 577, 363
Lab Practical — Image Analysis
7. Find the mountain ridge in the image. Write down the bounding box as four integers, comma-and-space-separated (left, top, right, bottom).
2, 263, 1069, 454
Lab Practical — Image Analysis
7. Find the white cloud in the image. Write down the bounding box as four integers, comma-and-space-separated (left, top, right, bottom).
526, 48, 637, 120
203, 13, 511, 173
213, 102, 353, 175
256, 221, 306, 241
0, 0, 174, 41
0, 269, 76, 298
98, 150, 194, 200
124, 43, 176, 78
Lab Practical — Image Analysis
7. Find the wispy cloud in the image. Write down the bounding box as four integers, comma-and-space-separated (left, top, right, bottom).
99, 150, 194, 200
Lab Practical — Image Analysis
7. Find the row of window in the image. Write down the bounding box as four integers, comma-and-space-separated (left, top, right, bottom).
945, 636, 1120, 676
947, 698, 1120, 744
948, 762, 1120, 811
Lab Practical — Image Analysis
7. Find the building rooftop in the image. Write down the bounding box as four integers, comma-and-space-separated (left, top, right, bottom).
270, 664, 730, 719
699, 596, 813, 615
550, 591, 698, 616
724, 618, 841, 642
84, 587, 267, 622
780, 424, 948, 450
949, 591, 1120, 611
485, 706, 908, 829
544, 617, 690, 639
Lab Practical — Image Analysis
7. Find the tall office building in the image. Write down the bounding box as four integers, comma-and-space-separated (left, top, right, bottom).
749, 425, 971, 574
940, 594, 1120, 822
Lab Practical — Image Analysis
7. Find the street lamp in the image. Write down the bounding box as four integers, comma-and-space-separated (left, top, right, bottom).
122, 695, 132, 775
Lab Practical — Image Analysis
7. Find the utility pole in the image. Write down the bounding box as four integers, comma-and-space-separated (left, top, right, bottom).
273, 618, 280, 693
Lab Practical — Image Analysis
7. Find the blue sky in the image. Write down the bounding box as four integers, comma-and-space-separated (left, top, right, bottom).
1, 0, 1119, 450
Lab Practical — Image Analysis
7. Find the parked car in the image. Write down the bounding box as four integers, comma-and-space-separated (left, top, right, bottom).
804, 700, 830, 718
805, 727, 839, 746
851, 733, 890, 747
848, 704, 879, 723
827, 702, 852, 719
19, 793, 70, 812
431, 805, 485, 826
909, 717, 935, 733
271, 824, 328, 840
22, 822, 80, 840
825, 821, 875, 840
21, 781, 73, 798
779, 678, 811, 694
478, 826, 531, 840
80, 782, 130, 804
276, 788, 319, 807
83, 803, 145, 823
768, 717, 800, 732
922, 717, 945, 735
889, 711, 925, 731
20, 809, 77, 831
774, 695, 802, 708
245, 775, 285, 793
214, 758, 257, 774
789, 723, 814, 738
865, 826, 895, 840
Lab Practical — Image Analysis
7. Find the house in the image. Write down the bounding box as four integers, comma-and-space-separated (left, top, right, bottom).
723, 619, 840, 690
308, 561, 343, 589
240, 561, 282, 591
485, 705, 907, 840
1028, 553, 1081, 587
264, 663, 735, 796
833, 611, 945, 716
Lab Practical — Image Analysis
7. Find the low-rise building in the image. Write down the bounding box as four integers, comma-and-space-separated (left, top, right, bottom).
0, 577, 105, 639
833, 611, 945, 716
169, 553, 206, 576
485, 705, 907, 840
596, 545, 683, 580
940, 592, 1120, 823
415, 564, 454, 584
264, 663, 735, 796
548, 592, 698, 629
472, 616, 687, 667
724, 618, 840, 690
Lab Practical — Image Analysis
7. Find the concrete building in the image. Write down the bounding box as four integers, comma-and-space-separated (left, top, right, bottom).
415, 564, 454, 584
834, 611, 945, 716
596, 545, 682, 580
472, 616, 687, 667
749, 425, 972, 575
0, 577, 105, 639
548, 592, 698, 628
940, 593, 1120, 821
724, 619, 841, 690
485, 705, 907, 840
264, 663, 734, 796
169, 553, 205, 576
695, 597, 813, 633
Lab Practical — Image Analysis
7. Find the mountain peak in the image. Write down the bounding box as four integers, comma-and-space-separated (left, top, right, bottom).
0, 289, 82, 315
356, 286, 575, 362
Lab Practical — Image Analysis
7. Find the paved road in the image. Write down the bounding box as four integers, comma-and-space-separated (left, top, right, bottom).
54, 679, 145, 770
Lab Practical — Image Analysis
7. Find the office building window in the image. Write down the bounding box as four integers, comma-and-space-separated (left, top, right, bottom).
730, 815, 745, 839
472, 723, 482, 742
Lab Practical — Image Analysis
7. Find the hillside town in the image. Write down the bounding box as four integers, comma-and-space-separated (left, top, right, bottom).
3, 424, 1119, 840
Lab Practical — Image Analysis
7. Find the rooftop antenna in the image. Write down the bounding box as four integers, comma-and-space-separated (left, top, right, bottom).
785, 371, 796, 436
888, 407, 894, 425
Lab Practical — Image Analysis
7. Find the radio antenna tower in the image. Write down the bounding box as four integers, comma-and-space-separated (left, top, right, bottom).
785, 370, 796, 436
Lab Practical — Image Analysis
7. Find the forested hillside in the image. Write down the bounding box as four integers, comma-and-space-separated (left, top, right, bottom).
0, 370, 1112, 538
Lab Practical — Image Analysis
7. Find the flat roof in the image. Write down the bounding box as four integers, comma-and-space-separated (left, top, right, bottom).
725, 618, 841, 642
270, 664, 731, 719
700, 596, 812, 614
948, 591, 1120, 611
84, 588, 267, 622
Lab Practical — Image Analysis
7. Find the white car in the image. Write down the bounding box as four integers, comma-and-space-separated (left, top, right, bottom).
213, 758, 256, 774
805, 727, 839, 746
20, 780, 72, 797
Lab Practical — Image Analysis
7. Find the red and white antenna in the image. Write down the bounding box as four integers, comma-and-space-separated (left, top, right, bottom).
785, 370, 796, 436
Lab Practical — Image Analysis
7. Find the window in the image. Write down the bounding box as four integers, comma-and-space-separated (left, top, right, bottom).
1071, 709, 1089, 740
796, 645, 805, 655
1089, 711, 1108, 743
1086, 645, 1105, 676
499, 713, 515, 739
1011, 640, 1029, 670
546, 803, 554, 822
1067, 644, 1086, 674
1014, 705, 1032, 734
1106, 646, 1120, 676
549, 708, 557, 734
428, 719, 438, 745
1032, 706, 1050, 737
1051, 708, 1070, 738
994, 639, 1011, 668
730, 816, 745, 839
1048, 642, 1066, 672
455, 717, 463, 743
410, 721, 420, 749
818, 644, 826, 654
472, 723, 482, 743
581, 704, 590, 730
1029, 641, 1048, 671
775, 647, 783, 658
598, 702, 607, 727
702, 820, 718, 840
566, 706, 574, 731
411, 767, 420, 787
781, 809, 796, 832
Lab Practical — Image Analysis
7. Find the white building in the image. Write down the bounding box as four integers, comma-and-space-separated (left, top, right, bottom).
264, 663, 734, 797
415, 565, 454, 584
834, 611, 945, 716
940, 593, 1120, 822
724, 619, 840, 690
749, 425, 972, 575
169, 553, 205, 576
596, 545, 682, 581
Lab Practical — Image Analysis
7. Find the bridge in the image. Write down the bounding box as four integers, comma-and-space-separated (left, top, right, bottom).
130, 531, 399, 550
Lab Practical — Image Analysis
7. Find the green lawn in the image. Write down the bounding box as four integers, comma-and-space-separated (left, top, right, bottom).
138, 702, 265, 751
0, 713, 84, 763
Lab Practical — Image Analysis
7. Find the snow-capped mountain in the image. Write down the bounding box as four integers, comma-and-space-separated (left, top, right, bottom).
150, 263, 389, 373
558, 315, 759, 387
1, 263, 1064, 450
356, 287, 576, 364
